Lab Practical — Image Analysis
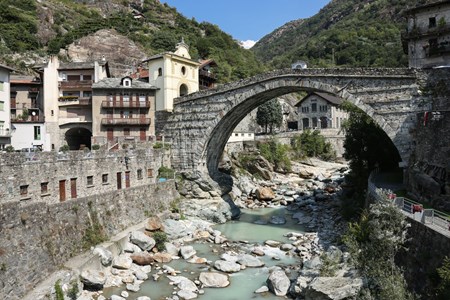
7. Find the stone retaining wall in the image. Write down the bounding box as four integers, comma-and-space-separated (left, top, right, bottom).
0, 181, 179, 300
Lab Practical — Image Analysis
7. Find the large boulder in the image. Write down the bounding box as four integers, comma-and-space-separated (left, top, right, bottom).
130, 252, 154, 266
112, 254, 133, 270
255, 187, 276, 201
237, 254, 265, 267
80, 269, 106, 291
130, 231, 156, 251
305, 277, 363, 300
267, 269, 290, 296
180, 245, 197, 260
92, 246, 112, 266
199, 272, 230, 288
145, 216, 163, 231
214, 260, 241, 273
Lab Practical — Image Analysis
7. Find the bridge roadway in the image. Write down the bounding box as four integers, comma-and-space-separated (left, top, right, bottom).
163, 67, 437, 193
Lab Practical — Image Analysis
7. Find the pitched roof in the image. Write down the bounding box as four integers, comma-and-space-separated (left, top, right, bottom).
10, 75, 41, 84
92, 78, 157, 90
295, 92, 343, 107
58, 61, 108, 70
0, 63, 15, 72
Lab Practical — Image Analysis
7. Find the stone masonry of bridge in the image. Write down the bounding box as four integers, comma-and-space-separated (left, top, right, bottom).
164, 68, 436, 192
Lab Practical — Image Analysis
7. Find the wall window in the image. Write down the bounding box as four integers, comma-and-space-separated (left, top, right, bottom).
0, 81, 3, 91
301, 106, 309, 113
181, 66, 186, 75
83, 74, 92, 81
41, 182, 48, 194
429, 17, 437, 28
147, 168, 153, 178
20, 185, 28, 196
34, 126, 41, 140
123, 93, 130, 101
139, 93, 146, 102
102, 174, 108, 184
67, 75, 80, 81
311, 103, 317, 112
158, 68, 162, 76
0, 101, 4, 111
137, 169, 143, 180
87, 176, 94, 186
312, 117, 318, 128
124, 128, 130, 136
179, 84, 188, 96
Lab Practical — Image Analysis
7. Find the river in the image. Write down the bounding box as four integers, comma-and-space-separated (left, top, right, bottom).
103, 207, 307, 300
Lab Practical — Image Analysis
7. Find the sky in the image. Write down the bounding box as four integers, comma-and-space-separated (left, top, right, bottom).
162, 0, 331, 48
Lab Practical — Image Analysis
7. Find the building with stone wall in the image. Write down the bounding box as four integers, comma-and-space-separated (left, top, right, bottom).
0, 64, 13, 149
36, 57, 110, 151
0, 148, 164, 204
403, 0, 450, 68
295, 92, 348, 130
144, 39, 199, 112
92, 76, 157, 147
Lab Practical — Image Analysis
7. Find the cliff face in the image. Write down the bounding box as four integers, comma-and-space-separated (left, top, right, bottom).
65, 29, 147, 77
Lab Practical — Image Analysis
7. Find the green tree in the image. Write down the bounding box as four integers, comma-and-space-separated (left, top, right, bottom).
291, 129, 336, 161
256, 99, 283, 134
343, 198, 413, 300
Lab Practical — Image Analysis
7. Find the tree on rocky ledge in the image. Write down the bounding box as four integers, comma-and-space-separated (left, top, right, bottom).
343, 198, 413, 300
256, 99, 283, 134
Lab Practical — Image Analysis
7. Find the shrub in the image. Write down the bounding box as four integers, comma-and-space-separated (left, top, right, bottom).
5, 145, 14, 152
153, 231, 168, 251
158, 166, 174, 179
92, 144, 100, 150
291, 130, 336, 161
59, 145, 70, 152
257, 138, 292, 172
437, 256, 450, 299
55, 280, 64, 300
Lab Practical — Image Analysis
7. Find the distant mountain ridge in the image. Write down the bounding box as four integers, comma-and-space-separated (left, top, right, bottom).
252, 0, 438, 68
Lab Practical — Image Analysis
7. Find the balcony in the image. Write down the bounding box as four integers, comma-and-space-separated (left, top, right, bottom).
101, 100, 150, 109
58, 96, 92, 107
59, 80, 93, 89
101, 118, 151, 126
199, 70, 216, 79
427, 44, 450, 57
402, 23, 450, 40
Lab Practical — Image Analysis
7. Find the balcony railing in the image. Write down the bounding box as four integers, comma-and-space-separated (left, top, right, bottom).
199, 70, 216, 79
59, 80, 93, 89
101, 100, 150, 108
402, 23, 450, 40
58, 96, 92, 106
101, 118, 151, 126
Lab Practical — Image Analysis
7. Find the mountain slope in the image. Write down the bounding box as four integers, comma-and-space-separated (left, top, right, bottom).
0, 0, 265, 81
252, 0, 436, 68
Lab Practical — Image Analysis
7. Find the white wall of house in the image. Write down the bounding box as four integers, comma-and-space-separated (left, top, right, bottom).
297, 94, 348, 130
10, 123, 50, 151
0, 66, 12, 148
227, 131, 255, 143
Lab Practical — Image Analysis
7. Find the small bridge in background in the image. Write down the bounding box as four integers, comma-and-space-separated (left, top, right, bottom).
164, 68, 431, 192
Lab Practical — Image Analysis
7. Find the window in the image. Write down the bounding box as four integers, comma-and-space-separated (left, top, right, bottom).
51, 110, 54, 116
312, 117, 318, 128
83, 74, 92, 81
67, 75, 80, 81
179, 84, 188, 96
181, 66, 186, 75
108, 94, 113, 102
87, 176, 94, 186
20, 185, 28, 196
158, 68, 162, 76
429, 17, 437, 28
123, 93, 130, 101
147, 168, 153, 178
34, 126, 41, 140
102, 174, 108, 184
124, 128, 130, 136
139, 93, 146, 102
0, 101, 3, 111
0, 81, 3, 91
301, 106, 309, 113
311, 103, 317, 112
41, 182, 48, 194
83, 91, 92, 98
137, 169, 143, 180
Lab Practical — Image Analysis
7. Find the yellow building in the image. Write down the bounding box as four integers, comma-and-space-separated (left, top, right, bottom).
143, 39, 200, 112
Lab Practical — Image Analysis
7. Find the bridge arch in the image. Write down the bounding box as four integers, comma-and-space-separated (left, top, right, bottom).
165, 68, 422, 193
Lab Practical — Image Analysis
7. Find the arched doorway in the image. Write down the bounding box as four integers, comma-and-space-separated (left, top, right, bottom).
179, 84, 188, 97
320, 116, 328, 129
65, 127, 92, 150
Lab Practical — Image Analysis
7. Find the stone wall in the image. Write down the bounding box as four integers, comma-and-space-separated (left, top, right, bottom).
397, 219, 450, 297
0, 148, 167, 204
0, 181, 179, 300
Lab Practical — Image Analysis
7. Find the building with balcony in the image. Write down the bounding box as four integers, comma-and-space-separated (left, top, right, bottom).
295, 92, 348, 130
0, 64, 14, 149
199, 59, 217, 90
9, 75, 50, 151
402, 0, 450, 68
36, 56, 110, 150
92, 76, 157, 147
143, 39, 200, 112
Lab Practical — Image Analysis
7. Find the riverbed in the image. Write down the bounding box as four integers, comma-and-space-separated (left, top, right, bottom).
103, 207, 306, 300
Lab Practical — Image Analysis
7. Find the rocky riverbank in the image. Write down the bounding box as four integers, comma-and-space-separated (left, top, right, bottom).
43, 158, 364, 300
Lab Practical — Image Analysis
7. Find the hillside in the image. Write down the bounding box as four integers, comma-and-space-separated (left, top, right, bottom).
252, 0, 437, 68
0, 0, 265, 80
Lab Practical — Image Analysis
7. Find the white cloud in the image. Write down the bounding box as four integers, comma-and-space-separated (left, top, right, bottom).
240, 40, 257, 49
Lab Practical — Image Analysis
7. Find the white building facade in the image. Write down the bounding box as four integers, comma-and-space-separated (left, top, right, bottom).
0, 64, 13, 149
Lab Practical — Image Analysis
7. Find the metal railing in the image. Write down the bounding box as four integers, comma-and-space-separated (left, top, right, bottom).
368, 172, 450, 237
101, 118, 151, 126
101, 100, 150, 108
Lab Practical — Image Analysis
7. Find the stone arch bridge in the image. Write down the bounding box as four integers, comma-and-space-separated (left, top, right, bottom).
164, 68, 431, 193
